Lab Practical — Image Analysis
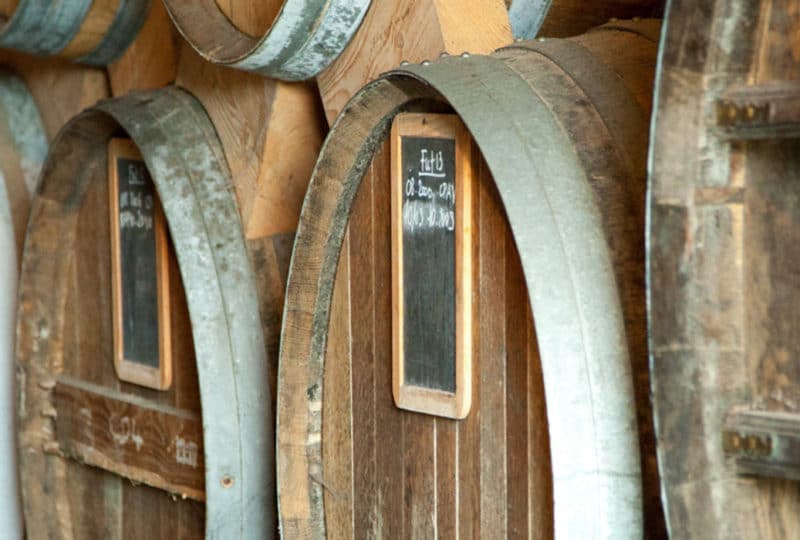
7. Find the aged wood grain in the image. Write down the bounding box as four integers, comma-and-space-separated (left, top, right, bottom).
649, 0, 800, 537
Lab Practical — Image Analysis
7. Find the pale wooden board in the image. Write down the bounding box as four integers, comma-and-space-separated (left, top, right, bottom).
317, 0, 513, 122
108, 0, 179, 96
175, 42, 325, 239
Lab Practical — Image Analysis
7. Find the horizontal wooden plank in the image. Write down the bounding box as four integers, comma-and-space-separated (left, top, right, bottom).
54, 375, 205, 501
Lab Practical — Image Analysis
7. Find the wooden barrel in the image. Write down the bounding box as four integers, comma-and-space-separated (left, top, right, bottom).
0, 69, 47, 539
506, 0, 663, 39
0, 0, 149, 65
162, 0, 372, 80
648, 1, 800, 537
16, 87, 276, 538
277, 20, 662, 539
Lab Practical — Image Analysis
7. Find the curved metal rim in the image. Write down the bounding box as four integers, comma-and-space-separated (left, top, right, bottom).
163, 0, 371, 80
16, 87, 273, 538
507, 0, 552, 40
277, 50, 642, 538
0, 0, 148, 65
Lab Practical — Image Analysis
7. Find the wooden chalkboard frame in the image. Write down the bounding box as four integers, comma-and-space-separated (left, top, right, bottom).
391, 113, 473, 419
108, 138, 172, 390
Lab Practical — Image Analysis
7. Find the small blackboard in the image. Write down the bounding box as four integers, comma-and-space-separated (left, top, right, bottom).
109, 139, 172, 390
391, 114, 472, 419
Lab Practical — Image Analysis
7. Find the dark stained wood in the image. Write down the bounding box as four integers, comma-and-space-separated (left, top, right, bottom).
322, 136, 552, 538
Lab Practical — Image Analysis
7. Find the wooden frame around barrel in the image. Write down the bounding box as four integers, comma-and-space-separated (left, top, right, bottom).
16, 88, 275, 538
277, 21, 660, 539
162, 0, 371, 80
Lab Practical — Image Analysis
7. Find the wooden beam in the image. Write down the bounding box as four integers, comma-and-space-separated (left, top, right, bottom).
317, 0, 512, 123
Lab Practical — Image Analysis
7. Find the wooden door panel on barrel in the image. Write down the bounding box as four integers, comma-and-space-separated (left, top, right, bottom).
323, 139, 552, 539
59, 155, 204, 537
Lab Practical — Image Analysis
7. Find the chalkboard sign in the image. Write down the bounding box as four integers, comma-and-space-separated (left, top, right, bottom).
391, 113, 473, 419
109, 138, 172, 390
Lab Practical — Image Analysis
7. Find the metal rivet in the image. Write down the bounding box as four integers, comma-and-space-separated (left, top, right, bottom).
461, 52, 470, 58
38, 379, 56, 390
400, 61, 409, 66
514, 37, 523, 42
439, 52, 449, 58
537, 37, 546, 42
421, 60, 431, 66
609, 17, 619, 22
633, 16, 641, 21
221, 475, 235, 488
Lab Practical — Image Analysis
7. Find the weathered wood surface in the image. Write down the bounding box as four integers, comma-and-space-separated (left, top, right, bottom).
0, 0, 150, 65
507, 0, 663, 39
175, 43, 325, 241
0, 69, 46, 540
16, 88, 274, 538
278, 21, 663, 539
318, 0, 513, 123
163, 0, 370, 80
649, 1, 800, 536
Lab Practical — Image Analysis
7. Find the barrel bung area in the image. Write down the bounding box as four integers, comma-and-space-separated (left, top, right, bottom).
5, 0, 800, 538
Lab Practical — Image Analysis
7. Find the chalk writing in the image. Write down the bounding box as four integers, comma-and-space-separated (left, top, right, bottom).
109, 415, 144, 451
175, 437, 199, 468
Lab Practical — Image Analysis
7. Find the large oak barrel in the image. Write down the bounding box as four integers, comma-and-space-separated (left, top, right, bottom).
0, 0, 149, 65
506, 0, 663, 39
16, 87, 277, 538
162, 0, 371, 80
0, 69, 47, 539
277, 20, 662, 539
648, 1, 800, 537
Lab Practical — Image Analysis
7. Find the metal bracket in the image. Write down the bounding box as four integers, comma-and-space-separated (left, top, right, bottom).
722, 408, 800, 480
715, 83, 800, 140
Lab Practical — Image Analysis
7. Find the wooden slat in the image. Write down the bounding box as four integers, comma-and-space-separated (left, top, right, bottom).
349, 154, 378, 536
371, 142, 406, 539
477, 154, 508, 537
54, 376, 205, 501
323, 232, 355, 537
506, 225, 530, 537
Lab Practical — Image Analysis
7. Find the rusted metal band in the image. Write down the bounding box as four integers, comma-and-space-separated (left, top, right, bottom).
163, 0, 371, 80
594, 18, 662, 43
277, 52, 643, 539
0, 0, 147, 65
16, 87, 274, 538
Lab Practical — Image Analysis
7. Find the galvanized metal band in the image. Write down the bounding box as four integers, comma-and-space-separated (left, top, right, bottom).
400, 56, 642, 540
501, 34, 650, 183
0, 0, 92, 56
77, 0, 152, 66
163, 0, 371, 80
0, 71, 48, 199
99, 88, 274, 538
507, 0, 552, 40
277, 53, 643, 538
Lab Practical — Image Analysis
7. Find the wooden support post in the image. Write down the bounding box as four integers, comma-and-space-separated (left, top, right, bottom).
317, 0, 513, 123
